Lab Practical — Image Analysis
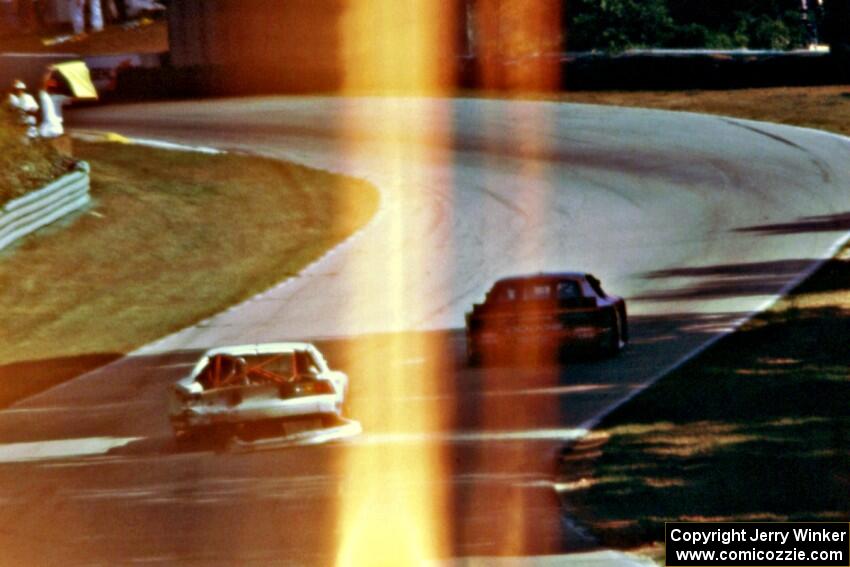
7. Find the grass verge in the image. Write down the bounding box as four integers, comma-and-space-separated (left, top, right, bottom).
0, 140, 378, 406
508, 85, 850, 138
563, 212, 850, 556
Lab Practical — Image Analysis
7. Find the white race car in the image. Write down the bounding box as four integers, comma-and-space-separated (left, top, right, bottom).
168, 342, 359, 449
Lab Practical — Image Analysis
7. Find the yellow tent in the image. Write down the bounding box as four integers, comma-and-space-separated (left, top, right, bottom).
52, 61, 99, 100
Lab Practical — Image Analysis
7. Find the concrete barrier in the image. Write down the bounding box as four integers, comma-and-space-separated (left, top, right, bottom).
0, 161, 91, 252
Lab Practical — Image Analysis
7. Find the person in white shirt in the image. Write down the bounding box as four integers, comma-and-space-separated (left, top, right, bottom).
38, 90, 64, 138
38, 70, 70, 139
7, 79, 39, 138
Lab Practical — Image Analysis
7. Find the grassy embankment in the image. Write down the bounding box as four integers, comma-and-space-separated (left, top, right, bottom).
551, 87, 850, 562
0, 107, 71, 205
557, 86, 850, 138
0, 133, 378, 407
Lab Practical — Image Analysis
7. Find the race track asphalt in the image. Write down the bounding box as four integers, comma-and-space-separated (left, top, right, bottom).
0, 97, 848, 565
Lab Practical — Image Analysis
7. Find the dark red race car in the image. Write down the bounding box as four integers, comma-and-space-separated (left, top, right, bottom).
464, 272, 628, 365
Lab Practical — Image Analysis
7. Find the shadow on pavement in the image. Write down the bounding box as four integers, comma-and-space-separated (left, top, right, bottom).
0, 352, 123, 409
735, 211, 850, 235
634, 257, 850, 301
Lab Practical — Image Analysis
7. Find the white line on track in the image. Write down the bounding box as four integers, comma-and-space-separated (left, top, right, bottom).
72, 130, 224, 154
0, 436, 140, 463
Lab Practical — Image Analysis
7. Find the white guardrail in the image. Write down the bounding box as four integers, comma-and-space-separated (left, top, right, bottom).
0, 161, 91, 252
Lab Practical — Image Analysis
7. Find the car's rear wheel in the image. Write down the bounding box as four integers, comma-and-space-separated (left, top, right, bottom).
601, 310, 626, 357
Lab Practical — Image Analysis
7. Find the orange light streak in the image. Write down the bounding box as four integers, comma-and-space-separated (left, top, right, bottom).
335, 0, 562, 562
468, 0, 563, 556
336, 1, 457, 565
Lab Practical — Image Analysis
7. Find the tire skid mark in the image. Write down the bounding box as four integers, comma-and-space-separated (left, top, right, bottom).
720, 117, 832, 184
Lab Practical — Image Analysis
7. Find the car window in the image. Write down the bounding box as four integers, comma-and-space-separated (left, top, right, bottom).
586, 275, 607, 298
306, 351, 322, 372
556, 280, 581, 299
197, 354, 245, 389
491, 284, 518, 302
251, 353, 295, 377
523, 283, 552, 301
293, 350, 320, 375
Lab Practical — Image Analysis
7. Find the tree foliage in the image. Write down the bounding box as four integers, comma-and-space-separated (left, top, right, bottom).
568, 0, 674, 51
565, 0, 811, 51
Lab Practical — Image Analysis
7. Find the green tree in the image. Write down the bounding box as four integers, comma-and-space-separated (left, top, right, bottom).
566, 0, 810, 51
567, 0, 674, 51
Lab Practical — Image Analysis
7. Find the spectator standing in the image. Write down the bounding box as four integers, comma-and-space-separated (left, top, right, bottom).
7, 79, 39, 139
69, 0, 103, 35
38, 70, 69, 138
